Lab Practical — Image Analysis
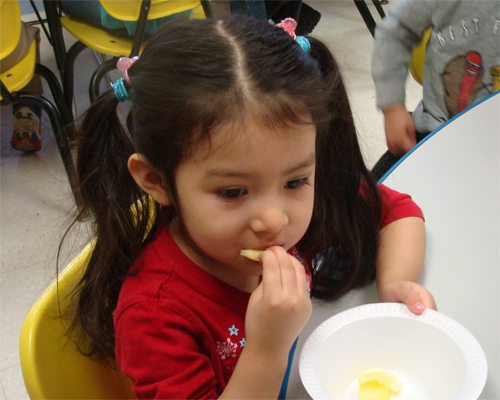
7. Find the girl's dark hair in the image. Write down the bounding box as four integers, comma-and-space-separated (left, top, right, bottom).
66, 16, 381, 361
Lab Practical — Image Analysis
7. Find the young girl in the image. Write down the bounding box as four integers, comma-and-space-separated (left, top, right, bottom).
69, 16, 436, 399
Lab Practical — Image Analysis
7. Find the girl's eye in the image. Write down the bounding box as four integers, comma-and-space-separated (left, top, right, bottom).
218, 188, 247, 200
286, 178, 309, 190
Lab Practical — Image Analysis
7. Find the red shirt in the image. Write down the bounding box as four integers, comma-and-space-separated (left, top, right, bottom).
114, 184, 423, 399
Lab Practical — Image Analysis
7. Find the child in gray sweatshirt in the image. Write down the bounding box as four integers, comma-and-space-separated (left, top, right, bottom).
371, 0, 499, 180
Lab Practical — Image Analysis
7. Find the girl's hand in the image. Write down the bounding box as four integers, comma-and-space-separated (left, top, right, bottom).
244, 247, 312, 361
378, 280, 437, 314
220, 248, 311, 399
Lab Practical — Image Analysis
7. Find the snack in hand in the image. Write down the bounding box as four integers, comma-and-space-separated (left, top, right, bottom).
240, 249, 263, 261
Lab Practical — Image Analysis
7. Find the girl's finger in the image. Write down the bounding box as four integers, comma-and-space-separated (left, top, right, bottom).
259, 250, 282, 295
395, 284, 436, 314
415, 287, 437, 311
267, 247, 299, 292
395, 288, 425, 314
291, 256, 308, 294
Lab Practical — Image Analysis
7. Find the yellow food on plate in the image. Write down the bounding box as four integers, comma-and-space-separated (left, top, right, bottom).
358, 368, 402, 400
240, 249, 263, 261
359, 380, 390, 400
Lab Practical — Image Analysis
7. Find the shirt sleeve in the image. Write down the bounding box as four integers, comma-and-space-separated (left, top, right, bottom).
371, 0, 434, 109
115, 301, 219, 400
378, 184, 424, 229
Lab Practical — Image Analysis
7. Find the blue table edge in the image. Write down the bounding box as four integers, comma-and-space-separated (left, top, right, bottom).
378, 90, 500, 185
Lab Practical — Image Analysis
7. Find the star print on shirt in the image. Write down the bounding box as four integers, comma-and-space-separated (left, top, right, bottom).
239, 338, 246, 347
229, 325, 239, 336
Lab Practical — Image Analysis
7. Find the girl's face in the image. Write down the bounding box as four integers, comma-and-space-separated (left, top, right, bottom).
170, 118, 316, 292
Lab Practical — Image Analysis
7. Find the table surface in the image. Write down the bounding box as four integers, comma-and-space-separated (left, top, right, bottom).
285, 92, 500, 400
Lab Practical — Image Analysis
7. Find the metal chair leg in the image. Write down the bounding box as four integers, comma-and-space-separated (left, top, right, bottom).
201, 0, 213, 17
42, 0, 67, 75
62, 40, 88, 110
354, 0, 377, 37
89, 58, 118, 102
15, 93, 82, 208
35, 63, 73, 125
372, 0, 386, 19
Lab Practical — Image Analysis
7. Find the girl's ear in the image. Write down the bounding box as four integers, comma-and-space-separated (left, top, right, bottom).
128, 154, 172, 206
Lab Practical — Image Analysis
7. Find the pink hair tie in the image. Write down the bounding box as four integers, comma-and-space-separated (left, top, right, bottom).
117, 56, 139, 84
276, 18, 311, 53
277, 18, 297, 40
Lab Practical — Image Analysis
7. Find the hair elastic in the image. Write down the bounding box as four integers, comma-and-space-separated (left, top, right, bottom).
113, 56, 138, 101
117, 56, 138, 84
276, 18, 311, 53
112, 78, 130, 102
296, 36, 311, 54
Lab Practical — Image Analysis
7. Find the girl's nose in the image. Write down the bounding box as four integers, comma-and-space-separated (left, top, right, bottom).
250, 202, 289, 234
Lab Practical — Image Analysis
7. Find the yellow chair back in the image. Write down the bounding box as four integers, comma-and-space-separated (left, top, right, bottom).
0, 0, 36, 100
409, 28, 432, 85
19, 242, 136, 399
101, 0, 201, 21
0, 41, 37, 100
60, 0, 206, 58
0, 0, 22, 60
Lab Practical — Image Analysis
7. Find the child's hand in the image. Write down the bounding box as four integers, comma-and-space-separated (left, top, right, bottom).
378, 280, 437, 314
383, 105, 417, 157
244, 247, 312, 361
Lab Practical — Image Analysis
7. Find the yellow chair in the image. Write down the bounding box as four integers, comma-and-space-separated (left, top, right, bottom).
19, 241, 137, 399
20, 197, 158, 399
409, 28, 432, 85
0, 0, 80, 206
0, 0, 22, 71
42, 0, 212, 109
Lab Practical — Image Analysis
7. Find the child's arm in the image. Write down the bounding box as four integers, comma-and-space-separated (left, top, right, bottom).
383, 105, 417, 157
371, 0, 434, 155
220, 247, 312, 399
376, 216, 437, 314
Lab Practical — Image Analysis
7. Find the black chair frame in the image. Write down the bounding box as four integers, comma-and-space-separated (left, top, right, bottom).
354, 0, 386, 37
1, 64, 80, 206
42, 0, 213, 110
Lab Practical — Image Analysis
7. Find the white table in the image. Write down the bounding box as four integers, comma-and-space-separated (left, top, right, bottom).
285, 92, 500, 400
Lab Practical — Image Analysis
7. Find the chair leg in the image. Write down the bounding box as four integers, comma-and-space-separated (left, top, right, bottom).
42, 0, 67, 75
130, 0, 152, 57
353, 0, 376, 37
15, 93, 83, 209
89, 58, 118, 102
200, 0, 213, 17
372, 0, 386, 19
62, 41, 88, 111
35, 63, 73, 125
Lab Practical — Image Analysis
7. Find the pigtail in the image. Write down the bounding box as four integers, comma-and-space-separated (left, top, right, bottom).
303, 38, 382, 301
67, 90, 160, 361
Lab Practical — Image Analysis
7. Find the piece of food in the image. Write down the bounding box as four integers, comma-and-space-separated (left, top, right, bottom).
359, 380, 390, 400
240, 249, 263, 261
358, 368, 402, 400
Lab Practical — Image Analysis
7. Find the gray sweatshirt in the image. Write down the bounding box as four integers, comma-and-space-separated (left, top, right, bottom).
372, 0, 500, 134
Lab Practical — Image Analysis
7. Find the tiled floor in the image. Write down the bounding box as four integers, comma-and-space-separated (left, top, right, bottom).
0, 1, 422, 398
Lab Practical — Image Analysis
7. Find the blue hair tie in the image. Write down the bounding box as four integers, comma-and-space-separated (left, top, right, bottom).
297, 36, 311, 54
112, 78, 131, 102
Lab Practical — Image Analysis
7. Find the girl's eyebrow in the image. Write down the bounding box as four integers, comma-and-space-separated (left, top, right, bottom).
284, 153, 316, 175
205, 153, 316, 179
206, 169, 253, 179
